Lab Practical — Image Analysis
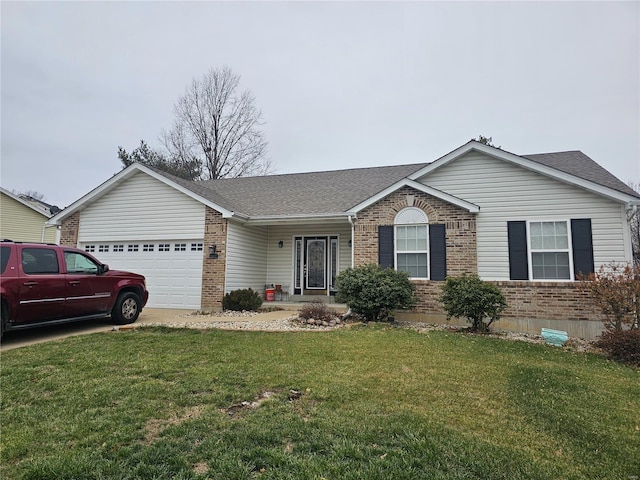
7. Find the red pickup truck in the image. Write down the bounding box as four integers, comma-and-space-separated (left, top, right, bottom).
0, 240, 149, 339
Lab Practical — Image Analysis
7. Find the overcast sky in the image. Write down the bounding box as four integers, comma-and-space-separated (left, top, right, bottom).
1, 1, 638, 208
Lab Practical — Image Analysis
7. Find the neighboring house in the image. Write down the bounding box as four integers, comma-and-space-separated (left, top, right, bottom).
0, 187, 60, 243
48, 141, 640, 338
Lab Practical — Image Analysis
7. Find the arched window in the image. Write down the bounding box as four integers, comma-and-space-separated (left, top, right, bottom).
394, 207, 429, 278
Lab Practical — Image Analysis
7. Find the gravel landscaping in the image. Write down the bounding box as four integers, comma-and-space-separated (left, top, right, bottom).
134, 310, 596, 352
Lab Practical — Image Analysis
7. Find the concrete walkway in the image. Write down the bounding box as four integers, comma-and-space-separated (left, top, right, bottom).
1, 308, 299, 352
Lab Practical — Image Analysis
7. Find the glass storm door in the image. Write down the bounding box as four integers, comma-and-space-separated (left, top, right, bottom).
305, 238, 326, 289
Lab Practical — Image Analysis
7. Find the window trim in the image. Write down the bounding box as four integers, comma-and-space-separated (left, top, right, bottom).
526, 219, 575, 282
394, 207, 429, 280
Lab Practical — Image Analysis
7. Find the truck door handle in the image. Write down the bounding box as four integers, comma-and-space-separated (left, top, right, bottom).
69, 280, 80, 286
23, 281, 38, 287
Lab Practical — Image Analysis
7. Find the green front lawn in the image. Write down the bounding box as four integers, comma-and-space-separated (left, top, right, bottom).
1, 324, 638, 479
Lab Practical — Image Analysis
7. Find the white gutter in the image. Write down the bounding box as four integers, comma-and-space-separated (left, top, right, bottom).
41, 224, 59, 243
241, 212, 354, 226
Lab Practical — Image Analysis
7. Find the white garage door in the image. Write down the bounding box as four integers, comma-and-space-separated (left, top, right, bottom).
80, 240, 204, 309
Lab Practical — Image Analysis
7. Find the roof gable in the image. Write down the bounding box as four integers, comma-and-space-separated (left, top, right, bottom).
49, 164, 235, 224
349, 179, 480, 213
409, 141, 639, 204
0, 188, 53, 218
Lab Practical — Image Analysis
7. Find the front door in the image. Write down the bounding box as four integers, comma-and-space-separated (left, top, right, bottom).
294, 235, 339, 295
305, 238, 326, 290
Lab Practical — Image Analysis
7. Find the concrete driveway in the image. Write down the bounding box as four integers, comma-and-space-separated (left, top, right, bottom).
0, 308, 195, 352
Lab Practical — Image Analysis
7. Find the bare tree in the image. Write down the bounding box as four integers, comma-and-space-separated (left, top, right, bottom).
162, 66, 271, 180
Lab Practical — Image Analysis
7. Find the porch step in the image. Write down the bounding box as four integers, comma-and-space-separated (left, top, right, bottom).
263, 298, 348, 314
288, 295, 341, 304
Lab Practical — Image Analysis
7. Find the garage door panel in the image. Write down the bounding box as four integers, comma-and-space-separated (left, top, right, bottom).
81, 240, 204, 309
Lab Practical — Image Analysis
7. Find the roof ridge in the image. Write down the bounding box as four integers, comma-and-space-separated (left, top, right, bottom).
524, 150, 582, 156
199, 161, 430, 184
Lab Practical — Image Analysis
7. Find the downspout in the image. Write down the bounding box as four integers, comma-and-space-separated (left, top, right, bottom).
41, 224, 58, 243
342, 215, 356, 321
348, 215, 355, 268
627, 201, 640, 267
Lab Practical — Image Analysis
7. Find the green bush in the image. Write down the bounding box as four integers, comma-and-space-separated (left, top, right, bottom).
439, 274, 507, 332
335, 264, 417, 322
594, 329, 640, 366
222, 288, 263, 311
299, 299, 338, 322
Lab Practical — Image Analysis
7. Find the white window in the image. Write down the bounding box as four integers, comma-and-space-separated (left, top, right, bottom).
529, 221, 571, 280
395, 208, 429, 279
143, 244, 154, 252
98, 245, 109, 253
174, 243, 186, 252
190, 243, 203, 251
158, 244, 170, 252
128, 244, 139, 252
113, 245, 124, 252
85, 245, 96, 252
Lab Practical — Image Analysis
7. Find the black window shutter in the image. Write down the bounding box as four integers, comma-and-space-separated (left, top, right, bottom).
571, 218, 594, 279
429, 224, 447, 280
378, 225, 394, 269
507, 221, 529, 280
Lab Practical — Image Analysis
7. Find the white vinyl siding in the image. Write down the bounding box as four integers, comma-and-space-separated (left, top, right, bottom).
419, 151, 629, 280
225, 221, 268, 294
78, 172, 205, 242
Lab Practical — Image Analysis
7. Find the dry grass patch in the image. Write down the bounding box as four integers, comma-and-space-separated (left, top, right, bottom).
143, 404, 206, 445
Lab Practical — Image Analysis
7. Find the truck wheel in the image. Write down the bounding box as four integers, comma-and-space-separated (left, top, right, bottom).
112, 292, 141, 325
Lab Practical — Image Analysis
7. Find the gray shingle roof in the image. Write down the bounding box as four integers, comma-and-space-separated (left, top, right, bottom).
149, 148, 638, 218
196, 163, 429, 216
523, 151, 639, 198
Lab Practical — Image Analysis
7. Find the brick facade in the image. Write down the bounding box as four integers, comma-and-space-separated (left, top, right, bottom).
59, 212, 80, 247
200, 207, 227, 310
353, 186, 477, 275
351, 187, 603, 337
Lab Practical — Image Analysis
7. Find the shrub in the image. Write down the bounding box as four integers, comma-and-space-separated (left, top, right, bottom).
439, 274, 507, 332
298, 299, 337, 322
594, 329, 640, 366
335, 264, 417, 322
222, 288, 263, 311
578, 263, 640, 331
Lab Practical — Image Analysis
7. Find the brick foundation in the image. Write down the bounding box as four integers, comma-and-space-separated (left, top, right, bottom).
394, 280, 605, 339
